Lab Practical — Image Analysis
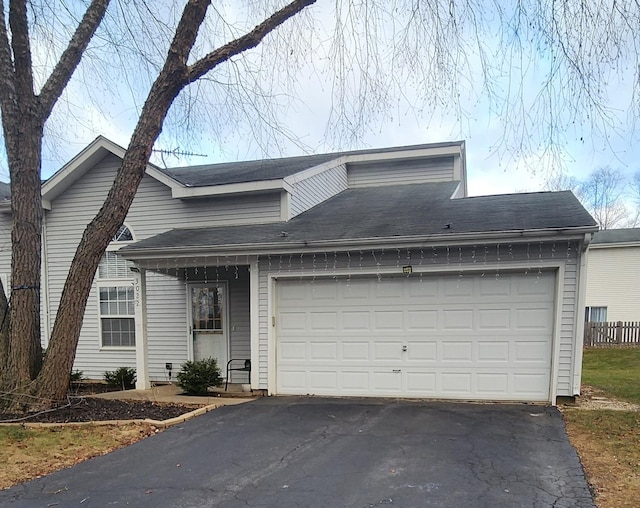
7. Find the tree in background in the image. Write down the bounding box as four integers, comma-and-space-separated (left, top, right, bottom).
545, 168, 638, 229
2, 0, 640, 408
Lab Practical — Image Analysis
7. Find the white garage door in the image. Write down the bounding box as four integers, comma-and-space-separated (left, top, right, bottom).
275, 272, 556, 401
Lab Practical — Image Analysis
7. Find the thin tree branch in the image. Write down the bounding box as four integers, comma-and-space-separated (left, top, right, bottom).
187, 0, 316, 84
38, 0, 111, 120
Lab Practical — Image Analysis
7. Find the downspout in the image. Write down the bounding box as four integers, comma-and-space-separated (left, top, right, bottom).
572, 233, 591, 396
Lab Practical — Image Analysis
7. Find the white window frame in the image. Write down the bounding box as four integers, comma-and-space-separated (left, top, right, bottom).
98, 282, 136, 349
97, 223, 137, 350
585, 306, 608, 323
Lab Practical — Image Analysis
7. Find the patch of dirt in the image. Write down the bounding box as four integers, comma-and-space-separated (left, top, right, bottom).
561, 386, 640, 508
0, 397, 202, 424
564, 385, 640, 411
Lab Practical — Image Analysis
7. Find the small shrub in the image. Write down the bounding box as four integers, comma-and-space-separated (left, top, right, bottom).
104, 367, 136, 390
176, 358, 222, 395
69, 370, 84, 384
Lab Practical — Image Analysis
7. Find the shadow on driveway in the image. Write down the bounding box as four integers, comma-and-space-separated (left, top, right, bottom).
1, 397, 594, 507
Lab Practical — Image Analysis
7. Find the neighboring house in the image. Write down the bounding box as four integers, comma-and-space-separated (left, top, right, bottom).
0, 136, 598, 404
585, 228, 640, 323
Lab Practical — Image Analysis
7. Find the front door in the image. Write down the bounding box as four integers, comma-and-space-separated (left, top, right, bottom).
189, 284, 228, 371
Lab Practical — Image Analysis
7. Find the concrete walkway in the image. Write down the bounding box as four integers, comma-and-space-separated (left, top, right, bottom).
89, 383, 256, 407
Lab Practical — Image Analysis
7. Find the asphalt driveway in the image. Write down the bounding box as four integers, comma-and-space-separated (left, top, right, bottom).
1, 398, 594, 507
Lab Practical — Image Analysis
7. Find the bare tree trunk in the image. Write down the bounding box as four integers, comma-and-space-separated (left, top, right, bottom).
0, 278, 9, 381
0, 0, 110, 408
6, 122, 44, 384
34, 0, 316, 403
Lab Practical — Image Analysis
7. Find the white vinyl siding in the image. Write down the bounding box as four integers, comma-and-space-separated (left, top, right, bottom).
258, 241, 582, 398
289, 164, 348, 217
348, 156, 455, 188
44, 153, 280, 379
586, 246, 640, 322
143, 266, 251, 383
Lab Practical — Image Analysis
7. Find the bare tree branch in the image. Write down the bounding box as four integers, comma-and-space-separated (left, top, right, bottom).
187, 0, 316, 84
38, 0, 111, 120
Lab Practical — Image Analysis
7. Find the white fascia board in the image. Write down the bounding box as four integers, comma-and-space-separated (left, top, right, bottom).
343, 144, 463, 164
121, 226, 597, 261
171, 179, 293, 198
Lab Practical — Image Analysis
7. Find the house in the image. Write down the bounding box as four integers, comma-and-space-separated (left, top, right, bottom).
0, 136, 598, 404
585, 228, 640, 322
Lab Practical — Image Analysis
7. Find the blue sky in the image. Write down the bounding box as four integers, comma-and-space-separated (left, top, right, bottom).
4, 1, 640, 197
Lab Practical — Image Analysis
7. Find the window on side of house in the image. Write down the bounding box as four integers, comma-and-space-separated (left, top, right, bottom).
585, 306, 607, 323
99, 285, 135, 347
97, 224, 136, 348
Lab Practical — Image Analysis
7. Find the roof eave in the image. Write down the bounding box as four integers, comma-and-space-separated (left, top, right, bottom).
121, 225, 597, 260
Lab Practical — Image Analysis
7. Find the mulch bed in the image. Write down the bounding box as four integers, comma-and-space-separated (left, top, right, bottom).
0, 397, 203, 424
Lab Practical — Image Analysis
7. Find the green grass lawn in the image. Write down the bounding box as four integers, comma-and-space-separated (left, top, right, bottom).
581, 348, 640, 404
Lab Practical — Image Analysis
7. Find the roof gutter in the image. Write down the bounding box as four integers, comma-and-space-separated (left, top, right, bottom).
121, 225, 598, 260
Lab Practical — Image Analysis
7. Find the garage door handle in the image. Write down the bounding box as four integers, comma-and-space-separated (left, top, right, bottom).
392, 369, 401, 373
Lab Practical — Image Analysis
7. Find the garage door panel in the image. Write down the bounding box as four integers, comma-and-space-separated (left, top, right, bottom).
342, 280, 370, 299
477, 342, 510, 362
442, 277, 474, 297
442, 309, 473, 329
405, 371, 437, 393
309, 342, 338, 361
476, 373, 509, 394
279, 312, 306, 331
310, 282, 338, 301
441, 341, 473, 361
342, 341, 370, 361
515, 307, 554, 329
279, 341, 307, 361
514, 275, 555, 295
477, 277, 512, 296
342, 311, 370, 330
374, 310, 404, 330
373, 371, 402, 392
408, 279, 438, 298
478, 308, 511, 329
341, 371, 370, 392
407, 310, 437, 330
374, 280, 404, 298
374, 342, 403, 361
276, 272, 555, 401
309, 311, 338, 330
513, 373, 550, 395
279, 370, 307, 391
514, 341, 550, 362
441, 372, 472, 394
309, 370, 338, 391
406, 341, 437, 360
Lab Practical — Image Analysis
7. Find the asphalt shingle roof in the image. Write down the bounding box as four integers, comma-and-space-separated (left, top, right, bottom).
592, 228, 640, 244
122, 182, 597, 254
158, 142, 462, 187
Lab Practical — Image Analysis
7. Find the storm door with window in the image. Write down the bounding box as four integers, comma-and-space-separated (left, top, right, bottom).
190, 284, 228, 369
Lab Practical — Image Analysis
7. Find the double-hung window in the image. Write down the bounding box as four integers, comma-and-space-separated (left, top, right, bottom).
98, 225, 136, 348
